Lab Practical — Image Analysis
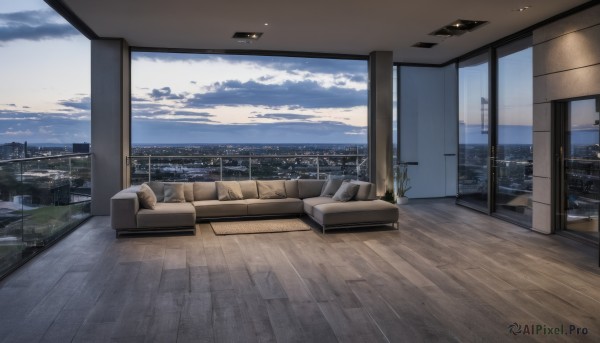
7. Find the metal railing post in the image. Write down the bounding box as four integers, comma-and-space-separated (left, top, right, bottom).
317, 157, 320, 180
148, 156, 151, 182
249, 157, 252, 180
220, 158, 223, 181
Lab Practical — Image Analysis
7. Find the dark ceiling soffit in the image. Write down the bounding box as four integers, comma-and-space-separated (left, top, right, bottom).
129, 47, 369, 61
44, 0, 99, 39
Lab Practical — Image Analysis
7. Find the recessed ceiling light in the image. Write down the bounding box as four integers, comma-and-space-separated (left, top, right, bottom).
516, 5, 531, 12
429, 19, 488, 37
232, 32, 263, 40
412, 42, 437, 49
264, 22, 269, 26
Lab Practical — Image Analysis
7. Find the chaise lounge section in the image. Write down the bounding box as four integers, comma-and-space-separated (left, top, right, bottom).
111, 179, 399, 236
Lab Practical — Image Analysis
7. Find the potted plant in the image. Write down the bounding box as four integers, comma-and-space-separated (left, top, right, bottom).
395, 163, 411, 205
382, 188, 396, 204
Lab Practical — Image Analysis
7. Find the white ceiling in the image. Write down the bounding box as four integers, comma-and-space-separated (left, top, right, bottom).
62, 0, 590, 64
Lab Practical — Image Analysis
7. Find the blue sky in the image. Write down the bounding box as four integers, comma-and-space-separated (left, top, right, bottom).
0, 0, 90, 144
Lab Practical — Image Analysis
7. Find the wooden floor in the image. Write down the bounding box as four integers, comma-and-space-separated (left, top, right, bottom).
1, 199, 599, 342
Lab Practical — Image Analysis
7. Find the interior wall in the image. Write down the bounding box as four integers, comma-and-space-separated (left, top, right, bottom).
399, 64, 457, 198
532, 4, 600, 233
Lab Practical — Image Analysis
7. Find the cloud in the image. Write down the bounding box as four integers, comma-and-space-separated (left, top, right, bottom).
59, 96, 91, 111
251, 113, 318, 121
0, 10, 79, 42
132, 52, 368, 77
187, 80, 366, 109
132, 120, 366, 144
0, 129, 32, 136
149, 87, 184, 100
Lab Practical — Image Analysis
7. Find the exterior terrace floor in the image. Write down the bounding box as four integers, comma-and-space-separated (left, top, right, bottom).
0, 199, 599, 342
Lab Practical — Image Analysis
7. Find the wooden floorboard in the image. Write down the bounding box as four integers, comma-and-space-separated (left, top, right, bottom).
1, 198, 599, 342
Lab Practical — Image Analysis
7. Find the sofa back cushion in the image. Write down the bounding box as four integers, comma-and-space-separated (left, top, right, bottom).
350, 181, 373, 201
216, 181, 244, 201
238, 180, 258, 199
193, 182, 217, 201
164, 183, 186, 203
163, 182, 193, 202
298, 180, 327, 199
257, 180, 287, 199
146, 181, 164, 202
284, 180, 299, 199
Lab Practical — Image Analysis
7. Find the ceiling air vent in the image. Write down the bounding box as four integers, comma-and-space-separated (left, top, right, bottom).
430, 19, 488, 38
232, 32, 263, 43
412, 42, 437, 48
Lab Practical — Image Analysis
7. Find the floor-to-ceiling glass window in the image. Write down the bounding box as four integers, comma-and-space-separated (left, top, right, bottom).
560, 97, 600, 242
458, 52, 490, 210
494, 38, 533, 226
129, 52, 368, 183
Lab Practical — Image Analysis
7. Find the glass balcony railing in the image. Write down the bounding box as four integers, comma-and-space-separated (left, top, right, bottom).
127, 154, 369, 185
0, 153, 91, 279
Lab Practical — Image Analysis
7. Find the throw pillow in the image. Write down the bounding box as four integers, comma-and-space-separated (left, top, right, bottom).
137, 183, 157, 209
332, 181, 360, 202
257, 180, 287, 199
351, 181, 373, 201
320, 179, 343, 197
146, 181, 164, 202
216, 181, 244, 201
164, 183, 185, 203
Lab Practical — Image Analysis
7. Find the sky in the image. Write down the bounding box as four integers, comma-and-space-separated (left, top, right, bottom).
131, 53, 368, 144
0, 0, 90, 144
0, 0, 369, 145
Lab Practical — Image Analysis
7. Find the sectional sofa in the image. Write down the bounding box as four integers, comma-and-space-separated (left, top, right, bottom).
110, 179, 399, 237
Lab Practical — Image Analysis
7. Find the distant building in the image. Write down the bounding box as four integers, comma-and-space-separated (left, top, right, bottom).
0, 141, 27, 160
73, 143, 90, 153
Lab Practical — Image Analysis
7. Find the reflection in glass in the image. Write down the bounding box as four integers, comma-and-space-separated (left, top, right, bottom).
494, 39, 533, 226
564, 98, 600, 241
0, 155, 91, 278
458, 53, 489, 210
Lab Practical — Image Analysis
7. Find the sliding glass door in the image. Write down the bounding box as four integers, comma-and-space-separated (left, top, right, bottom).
458, 52, 490, 211
494, 38, 533, 226
558, 97, 600, 242
458, 37, 533, 227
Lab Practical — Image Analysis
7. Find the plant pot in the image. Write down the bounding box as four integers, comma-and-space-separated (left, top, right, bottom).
397, 196, 409, 205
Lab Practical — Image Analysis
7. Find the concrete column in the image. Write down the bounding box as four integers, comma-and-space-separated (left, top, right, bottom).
91, 39, 130, 215
368, 51, 393, 196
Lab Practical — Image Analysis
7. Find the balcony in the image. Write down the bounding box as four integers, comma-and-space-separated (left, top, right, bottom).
0, 154, 91, 278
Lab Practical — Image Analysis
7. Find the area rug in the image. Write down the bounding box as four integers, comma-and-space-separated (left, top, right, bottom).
209, 218, 312, 235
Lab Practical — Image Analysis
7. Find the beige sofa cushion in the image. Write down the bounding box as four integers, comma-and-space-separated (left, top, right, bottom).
320, 179, 343, 197
216, 181, 244, 200
146, 181, 164, 202
239, 180, 258, 199
193, 200, 247, 218
246, 198, 303, 216
137, 202, 196, 228
350, 181, 373, 201
332, 181, 360, 202
302, 196, 336, 216
298, 180, 326, 199
284, 180, 299, 198
193, 182, 217, 201
137, 183, 157, 209
313, 200, 399, 227
257, 180, 286, 199
164, 183, 185, 203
